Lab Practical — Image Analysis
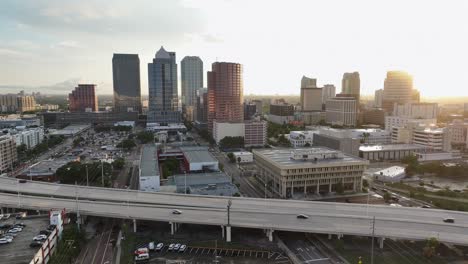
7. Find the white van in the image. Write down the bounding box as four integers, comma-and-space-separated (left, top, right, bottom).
135, 253, 150, 261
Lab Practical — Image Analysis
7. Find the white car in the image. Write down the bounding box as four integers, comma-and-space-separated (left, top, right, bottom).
0, 238, 12, 244
173, 244, 181, 251
179, 245, 186, 252
168, 243, 175, 251
156, 243, 164, 251
8, 228, 22, 233
134, 253, 149, 261
33, 235, 47, 241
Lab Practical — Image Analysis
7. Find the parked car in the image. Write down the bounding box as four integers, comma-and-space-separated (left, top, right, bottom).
30, 241, 44, 248
39, 230, 51, 236
0, 238, 12, 244
134, 247, 149, 255
148, 242, 155, 251
155, 243, 164, 251
168, 244, 175, 251
8, 228, 22, 233
173, 244, 181, 251
135, 253, 149, 261
33, 235, 48, 241
179, 245, 187, 252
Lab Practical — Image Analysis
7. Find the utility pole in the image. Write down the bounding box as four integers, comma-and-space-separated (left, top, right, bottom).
264, 183, 267, 199
184, 171, 187, 195
75, 181, 80, 230
85, 164, 89, 187
371, 216, 375, 264
101, 160, 104, 187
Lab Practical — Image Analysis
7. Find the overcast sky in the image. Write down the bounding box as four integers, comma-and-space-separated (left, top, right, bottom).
1, 0, 468, 97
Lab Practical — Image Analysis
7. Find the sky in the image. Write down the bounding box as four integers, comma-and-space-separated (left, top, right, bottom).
1, 0, 468, 97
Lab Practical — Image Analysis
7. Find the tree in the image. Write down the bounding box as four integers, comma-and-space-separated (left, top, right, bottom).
137, 131, 154, 144
219, 136, 244, 149
237, 156, 241, 163
423, 237, 439, 258
112, 158, 125, 170
117, 139, 136, 150
362, 179, 369, 188
383, 192, 391, 203
227, 152, 236, 163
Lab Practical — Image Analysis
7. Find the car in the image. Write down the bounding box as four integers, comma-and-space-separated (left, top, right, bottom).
0, 224, 11, 230
135, 253, 150, 261
148, 242, 155, 251
421, 205, 431, 209
0, 238, 12, 244
18, 179, 27, 183
443, 218, 455, 223
179, 245, 186, 252
134, 247, 149, 255
30, 241, 44, 248
5, 232, 17, 237
8, 228, 22, 233
168, 243, 175, 251
174, 244, 181, 251
297, 214, 309, 219
13, 223, 25, 228
172, 209, 182, 215
47, 225, 56, 231
155, 243, 164, 251
2, 214, 10, 220
33, 235, 48, 241
39, 230, 51, 236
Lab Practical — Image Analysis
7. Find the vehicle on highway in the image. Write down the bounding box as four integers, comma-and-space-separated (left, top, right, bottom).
135, 253, 150, 261
174, 243, 181, 251
179, 245, 186, 252
30, 241, 44, 248
172, 209, 182, 215
0, 237, 12, 244
421, 205, 431, 209
33, 235, 48, 241
18, 179, 27, 183
297, 214, 309, 219
168, 243, 175, 251
443, 218, 455, 223
155, 243, 164, 251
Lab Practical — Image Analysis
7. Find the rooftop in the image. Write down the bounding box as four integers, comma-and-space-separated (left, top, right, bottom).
169, 172, 239, 196
24, 157, 78, 176
373, 166, 406, 178
140, 144, 159, 177
253, 147, 367, 167
180, 146, 217, 164
359, 144, 425, 152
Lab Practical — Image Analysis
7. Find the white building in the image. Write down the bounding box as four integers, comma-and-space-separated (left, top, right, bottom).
233, 151, 253, 163
392, 102, 438, 119
213, 120, 267, 147
288, 131, 318, 148
139, 144, 160, 192
10, 127, 44, 149
385, 116, 436, 131
412, 127, 451, 152
181, 146, 219, 172
373, 166, 406, 182
319, 127, 391, 145
325, 97, 357, 127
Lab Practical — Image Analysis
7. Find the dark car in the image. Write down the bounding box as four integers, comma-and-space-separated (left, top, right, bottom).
30, 241, 44, 248
47, 225, 57, 231
39, 230, 51, 236
297, 214, 309, 219
443, 218, 455, 223
18, 179, 27, 183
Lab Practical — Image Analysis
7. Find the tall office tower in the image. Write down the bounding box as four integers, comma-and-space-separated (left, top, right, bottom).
147, 46, 180, 124
300, 76, 322, 111
374, 89, 384, 108
382, 71, 413, 112
412, 89, 420, 103
195, 88, 208, 123
244, 102, 257, 120
342, 72, 360, 102
68, 84, 98, 112
112, 54, 142, 113
181, 56, 203, 108
207, 62, 243, 132
322, 84, 336, 108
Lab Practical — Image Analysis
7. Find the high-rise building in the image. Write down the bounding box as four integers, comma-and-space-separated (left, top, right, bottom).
321, 84, 336, 108
325, 96, 358, 127
300, 76, 322, 111
252, 100, 263, 114
181, 56, 203, 108
147, 46, 180, 124
68, 84, 98, 112
244, 102, 256, 120
374, 89, 383, 108
0, 93, 37, 113
112, 54, 142, 113
195, 88, 208, 123
382, 71, 413, 112
0, 135, 17, 173
342, 72, 360, 102
207, 62, 243, 132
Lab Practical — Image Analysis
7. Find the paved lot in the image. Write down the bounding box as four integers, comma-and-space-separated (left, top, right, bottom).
0, 216, 49, 264
279, 232, 332, 264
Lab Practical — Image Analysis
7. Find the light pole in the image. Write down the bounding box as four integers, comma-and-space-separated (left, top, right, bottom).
227, 199, 232, 226
366, 191, 370, 217
85, 164, 89, 187
264, 183, 267, 199
184, 171, 187, 195
75, 181, 80, 230
371, 216, 375, 264
101, 160, 104, 187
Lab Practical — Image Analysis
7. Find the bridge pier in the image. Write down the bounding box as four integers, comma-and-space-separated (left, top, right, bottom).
221, 226, 225, 239
329, 183, 332, 193
133, 219, 137, 233
337, 234, 343, 239
266, 229, 274, 242
226, 225, 231, 242
328, 234, 332, 240
378, 237, 385, 249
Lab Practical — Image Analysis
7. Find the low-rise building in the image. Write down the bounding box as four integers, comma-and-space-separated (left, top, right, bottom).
213, 120, 267, 147
295, 111, 326, 125
359, 144, 425, 161
268, 103, 295, 125
385, 116, 436, 131
325, 96, 357, 127
0, 135, 17, 173
114, 121, 135, 128
288, 131, 318, 148
19, 156, 78, 182
233, 152, 253, 163
169, 172, 239, 196
50, 124, 91, 137
319, 127, 391, 145
253, 147, 368, 198
139, 144, 160, 192
313, 133, 360, 157
180, 146, 218, 172
373, 166, 406, 182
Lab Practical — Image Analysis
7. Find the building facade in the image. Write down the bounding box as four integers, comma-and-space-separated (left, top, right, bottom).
147, 46, 180, 124
322, 84, 336, 109
342, 72, 360, 102
213, 120, 267, 147
288, 131, 318, 148
69, 84, 98, 112
392, 102, 438, 119
382, 71, 413, 112
254, 148, 368, 198
207, 62, 243, 132
181, 56, 203, 109
195, 88, 208, 123
325, 97, 357, 126
0, 94, 37, 113
10, 127, 44, 149
300, 76, 322, 111
112, 54, 142, 113
0, 135, 17, 173
244, 102, 257, 120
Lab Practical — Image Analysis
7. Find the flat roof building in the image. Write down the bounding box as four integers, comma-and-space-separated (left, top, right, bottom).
139, 144, 160, 192
373, 166, 406, 182
253, 147, 368, 198
359, 144, 425, 161
169, 172, 239, 196
180, 146, 218, 172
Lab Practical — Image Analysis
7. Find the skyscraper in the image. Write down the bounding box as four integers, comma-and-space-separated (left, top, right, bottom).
112, 54, 142, 113
382, 71, 413, 112
341, 72, 360, 102
321, 84, 336, 109
147, 46, 180, 124
300, 76, 322, 111
207, 62, 243, 132
181, 56, 203, 108
68, 84, 98, 112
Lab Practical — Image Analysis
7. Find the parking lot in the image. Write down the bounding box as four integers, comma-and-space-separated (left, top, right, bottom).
0, 215, 49, 264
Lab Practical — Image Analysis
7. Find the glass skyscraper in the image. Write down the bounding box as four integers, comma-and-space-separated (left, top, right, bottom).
147, 46, 180, 124
181, 56, 203, 107
112, 54, 142, 113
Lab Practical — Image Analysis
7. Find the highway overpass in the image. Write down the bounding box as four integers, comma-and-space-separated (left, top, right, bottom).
0, 176, 467, 246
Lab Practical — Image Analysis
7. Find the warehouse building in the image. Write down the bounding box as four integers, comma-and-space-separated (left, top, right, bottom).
139, 144, 160, 192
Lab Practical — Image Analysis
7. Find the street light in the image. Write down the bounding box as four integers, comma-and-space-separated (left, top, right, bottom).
227, 199, 232, 226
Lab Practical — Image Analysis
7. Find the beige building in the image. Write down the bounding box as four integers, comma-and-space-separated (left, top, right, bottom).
253, 148, 368, 198
325, 96, 358, 126
0, 135, 17, 173
0, 94, 37, 113
300, 76, 322, 111
213, 120, 267, 147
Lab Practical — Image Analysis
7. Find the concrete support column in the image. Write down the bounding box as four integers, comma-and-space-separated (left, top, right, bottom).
337, 234, 343, 239
304, 183, 307, 194
316, 183, 320, 194
267, 229, 274, 242
353, 180, 357, 192
133, 219, 137, 233
226, 225, 232, 242
329, 182, 332, 193
170, 222, 174, 235
221, 226, 225, 239
379, 237, 385, 249
328, 234, 332, 240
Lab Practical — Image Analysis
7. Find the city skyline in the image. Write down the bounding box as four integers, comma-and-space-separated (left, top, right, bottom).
1, 0, 468, 97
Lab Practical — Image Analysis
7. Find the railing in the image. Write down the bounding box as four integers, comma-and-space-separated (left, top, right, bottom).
29, 228, 58, 264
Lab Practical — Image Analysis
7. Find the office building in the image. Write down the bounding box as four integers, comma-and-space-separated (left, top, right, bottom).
362, 108, 385, 126
41, 111, 138, 128
253, 148, 368, 198
69, 84, 98, 112
9, 127, 44, 149
374, 89, 383, 108
0, 93, 37, 113
300, 76, 322, 111
207, 62, 243, 132
342, 72, 360, 102
313, 133, 360, 157
181, 56, 203, 109
359, 144, 425, 161
112, 54, 142, 113
0, 135, 17, 173
147, 46, 180, 124
412, 127, 451, 152
268, 103, 295, 124
252, 100, 263, 114
295, 111, 326, 125
319, 127, 391, 145
382, 71, 413, 112
447, 119, 468, 148
244, 102, 257, 120
195, 88, 208, 123
322, 84, 336, 109
392, 102, 438, 119
213, 120, 267, 147
325, 96, 358, 126
385, 116, 436, 131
